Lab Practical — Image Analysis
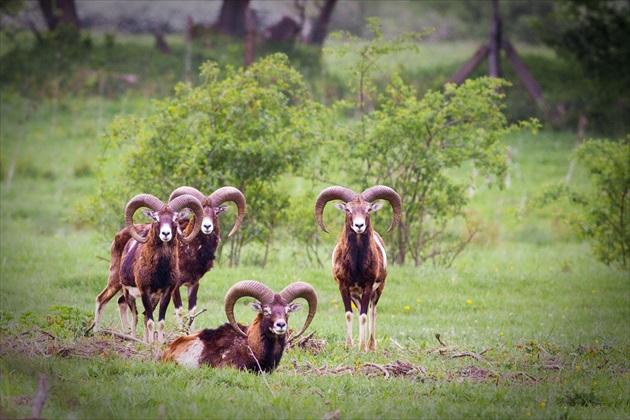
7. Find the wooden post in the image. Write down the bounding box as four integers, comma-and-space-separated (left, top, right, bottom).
488, 0, 501, 78
449, 45, 489, 85
502, 40, 543, 102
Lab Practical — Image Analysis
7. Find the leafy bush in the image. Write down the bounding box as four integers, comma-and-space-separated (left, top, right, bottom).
328, 19, 539, 266
80, 53, 326, 265
537, 138, 630, 268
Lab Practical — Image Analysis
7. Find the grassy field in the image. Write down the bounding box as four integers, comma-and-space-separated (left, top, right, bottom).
1, 44, 629, 419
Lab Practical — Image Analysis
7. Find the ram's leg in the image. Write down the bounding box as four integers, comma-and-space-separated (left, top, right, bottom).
157, 287, 173, 343
340, 286, 354, 346
129, 297, 139, 339
358, 286, 374, 352
187, 282, 200, 330
117, 294, 130, 333
140, 292, 155, 343
94, 284, 121, 332
368, 285, 383, 351
172, 286, 185, 326
350, 293, 362, 346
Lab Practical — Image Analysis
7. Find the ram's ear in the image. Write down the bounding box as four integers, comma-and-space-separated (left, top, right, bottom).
249, 302, 263, 313
286, 303, 303, 314
369, 202, 384, 212
175, 208, 191, 221
141, 209, 157, 221
333, 202, 346, 212
215, 206, 230, 216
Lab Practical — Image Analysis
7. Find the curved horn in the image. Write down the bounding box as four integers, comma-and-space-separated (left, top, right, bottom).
360, 185, 402, 232
168, 194, 204, 243
168, 186, 206, 203
279, 282, 318, 341
314, 186, 357, 233
224, 280, 275, 337
125, 194, 165, 243
208, 186, 247, 238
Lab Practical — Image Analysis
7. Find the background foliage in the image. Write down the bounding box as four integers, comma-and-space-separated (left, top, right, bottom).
537, 138, 630, 269
0, 3, 628, 419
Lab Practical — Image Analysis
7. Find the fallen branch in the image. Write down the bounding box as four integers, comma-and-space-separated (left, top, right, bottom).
364, 362, 390, 379
389, 338, 406, 350
435, 333, 448, 347
188, 308, 207, 326
96, 329, 146, 344
288, 329, 316, 345
248, 346, 275, 397
451, 351, 483, 361
31, 374, 47, 419
408, 337, 422, 352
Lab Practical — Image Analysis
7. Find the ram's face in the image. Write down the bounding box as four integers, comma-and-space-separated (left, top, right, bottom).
250, 296, 303, 336
334, 198, 384, 234
201, 204, 229, 235
199, 205, 215, 235
145, 208, 179, 242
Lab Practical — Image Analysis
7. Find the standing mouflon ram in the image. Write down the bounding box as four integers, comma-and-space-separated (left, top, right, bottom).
315, 185, 401, 351
162, 280, 317, 373
167, 186, 246, 329
93, 186, 245, 333
118, 193, 203, 343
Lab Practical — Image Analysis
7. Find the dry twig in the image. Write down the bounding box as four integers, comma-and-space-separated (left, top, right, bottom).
451, 351, 483, 361
30, 374, 47, 419
364, 362, 390, 379
435, 333, 448, 347
96, 329, 146, 344
248, 346, 275, 397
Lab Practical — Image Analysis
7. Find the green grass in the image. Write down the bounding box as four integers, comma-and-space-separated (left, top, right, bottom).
1, 42, 629, 419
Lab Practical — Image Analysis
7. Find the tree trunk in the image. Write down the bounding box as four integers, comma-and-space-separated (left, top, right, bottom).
38, 0, 80, 31
304, 0, 337, 46
244, 6, 255, 67
217, 0, 250, 38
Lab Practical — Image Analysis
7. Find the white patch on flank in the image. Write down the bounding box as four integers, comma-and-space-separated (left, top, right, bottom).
126, 287, 141, 298
332, 243, 339, 266
128, 240, 139, 252
175, 339, 203, 368
374, 235, 387, 267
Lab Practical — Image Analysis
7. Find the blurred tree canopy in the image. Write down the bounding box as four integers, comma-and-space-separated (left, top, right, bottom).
536, 0, 630, 134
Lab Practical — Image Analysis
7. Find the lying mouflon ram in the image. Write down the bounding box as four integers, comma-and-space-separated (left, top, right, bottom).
162, 280, 317, 373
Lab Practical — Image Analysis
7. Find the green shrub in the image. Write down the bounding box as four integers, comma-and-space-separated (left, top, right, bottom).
538, 138, 630, 268
80, 53, 326, 265
328, 19, 539, 266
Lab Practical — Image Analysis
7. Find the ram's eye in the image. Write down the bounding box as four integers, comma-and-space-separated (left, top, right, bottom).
263, 308, 271, 316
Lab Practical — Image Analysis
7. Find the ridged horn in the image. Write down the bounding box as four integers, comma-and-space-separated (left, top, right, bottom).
314, 186, 357, 233
279, 282, 318, 341
208, 187, 246, 237
360, 185, 402, 232
125, 194, 165, 243
167, 194, 204, 243
168, 186, 206, 203
224, 280, 275, 337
